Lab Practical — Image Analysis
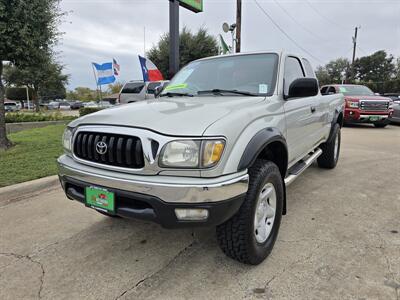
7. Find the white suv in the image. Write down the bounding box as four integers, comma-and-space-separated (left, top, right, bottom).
119, 80, 169, 104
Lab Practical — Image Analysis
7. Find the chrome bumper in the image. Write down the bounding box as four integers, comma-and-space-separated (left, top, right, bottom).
57, 155, 249, 204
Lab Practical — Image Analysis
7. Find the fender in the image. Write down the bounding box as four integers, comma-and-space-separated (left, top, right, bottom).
237, 127, 288, 215
327, 109, 343, 143
237, 127, 288, 173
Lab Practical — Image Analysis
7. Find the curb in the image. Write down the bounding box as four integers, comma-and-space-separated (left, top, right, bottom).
0, 175, 60, 205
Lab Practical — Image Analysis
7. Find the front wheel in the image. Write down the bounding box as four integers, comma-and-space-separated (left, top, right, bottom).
317, 123, 341, 169
216, 160, 283, 265
374, 122, 388, 128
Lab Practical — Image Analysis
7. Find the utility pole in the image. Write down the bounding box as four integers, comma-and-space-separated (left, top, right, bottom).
351, 26, 359, 80
169, 0, 180, 78
236, 0, 242, 53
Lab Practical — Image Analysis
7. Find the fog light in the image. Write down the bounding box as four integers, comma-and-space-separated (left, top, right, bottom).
175, 208, 209, 221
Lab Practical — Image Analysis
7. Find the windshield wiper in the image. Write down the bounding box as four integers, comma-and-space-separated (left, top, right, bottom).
160, 92, 194, 97
197, 89, 258, 96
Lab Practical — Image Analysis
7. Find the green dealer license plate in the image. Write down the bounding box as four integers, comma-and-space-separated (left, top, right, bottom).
85, 186, 115, 212
369, 116, 380, 121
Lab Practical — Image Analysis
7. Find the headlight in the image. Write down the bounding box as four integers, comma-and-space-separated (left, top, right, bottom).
159, 139, 225, 168
347, 101, 359, 108
62, 127, 74, 153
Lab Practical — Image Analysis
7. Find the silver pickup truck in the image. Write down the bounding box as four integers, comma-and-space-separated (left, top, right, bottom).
58, 51, 344, 265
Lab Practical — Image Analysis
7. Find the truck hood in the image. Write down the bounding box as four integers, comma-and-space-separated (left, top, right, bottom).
69, 96, 265, 136
344, 95, 392, 101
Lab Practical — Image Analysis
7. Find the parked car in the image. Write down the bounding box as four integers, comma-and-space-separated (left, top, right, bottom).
321, 84, 394, 128
82, 101, 99, 108
24, 102, 35, 110
4, 101, 19, 112
47, 101, 60, 110
70, 101, 84, 110
97, 101, 114, 108
58, 51, 344, 265
385, 94, 400, 124
119, 80, 169, 104
59, 102, 71, 110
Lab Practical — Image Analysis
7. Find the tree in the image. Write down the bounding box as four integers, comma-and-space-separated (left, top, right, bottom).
66, 87, 99, 101
107, 81, 124, 95
4, 58, 68, 103
353, 50, 395, 82
326, 58, 350, 83
315, 66, 331, 86
0, 0, 63, 149
147, 27, 219, 79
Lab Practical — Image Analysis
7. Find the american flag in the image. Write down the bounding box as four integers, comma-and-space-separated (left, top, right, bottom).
113, 58, 120, 76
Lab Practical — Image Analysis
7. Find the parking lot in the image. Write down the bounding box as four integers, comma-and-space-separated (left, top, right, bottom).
0, 124, 399, 300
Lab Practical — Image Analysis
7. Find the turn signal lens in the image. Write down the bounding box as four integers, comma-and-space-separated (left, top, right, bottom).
202, 140, 225, 168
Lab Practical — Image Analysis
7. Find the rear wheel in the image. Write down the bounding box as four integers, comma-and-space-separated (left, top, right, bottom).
318, 123, 341, 169
216, 160, 283, 265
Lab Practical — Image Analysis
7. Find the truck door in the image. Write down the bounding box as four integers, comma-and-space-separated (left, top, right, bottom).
283, 56, 319, 165
302, 58, 327, 143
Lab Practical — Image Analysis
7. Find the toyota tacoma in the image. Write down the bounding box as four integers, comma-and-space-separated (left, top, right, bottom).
58, 52, 344, 264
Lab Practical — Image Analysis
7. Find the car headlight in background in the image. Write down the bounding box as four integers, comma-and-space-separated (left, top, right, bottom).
346, 100, 359, 108
62, 127, 74, 153
159, 139, 225, 168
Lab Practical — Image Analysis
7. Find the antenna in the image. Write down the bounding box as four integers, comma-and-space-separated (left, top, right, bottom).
222, 23, 230, 33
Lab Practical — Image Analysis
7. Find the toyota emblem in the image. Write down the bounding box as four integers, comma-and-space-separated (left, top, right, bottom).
96, 141, 108, 155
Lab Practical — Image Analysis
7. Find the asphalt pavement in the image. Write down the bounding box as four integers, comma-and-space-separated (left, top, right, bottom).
1, 124, 399, 300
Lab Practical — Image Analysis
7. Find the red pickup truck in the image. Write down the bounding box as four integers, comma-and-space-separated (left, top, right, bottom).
321, 84, 393, 128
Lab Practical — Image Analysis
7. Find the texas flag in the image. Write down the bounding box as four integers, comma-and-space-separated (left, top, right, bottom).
138, 55, 164, 82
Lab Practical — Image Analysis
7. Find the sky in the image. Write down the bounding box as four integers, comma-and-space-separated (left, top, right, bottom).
58, 0, 400, 90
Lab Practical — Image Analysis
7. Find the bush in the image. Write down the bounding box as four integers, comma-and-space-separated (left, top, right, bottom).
5, 112, 76, 123
79, 107, 104, 117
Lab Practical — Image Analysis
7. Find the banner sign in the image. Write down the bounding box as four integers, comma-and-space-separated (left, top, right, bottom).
179, 0, 203, 13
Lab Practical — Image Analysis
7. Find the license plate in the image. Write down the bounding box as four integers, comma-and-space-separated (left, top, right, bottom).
369, 116, 380, 121
85, 186, 115, 212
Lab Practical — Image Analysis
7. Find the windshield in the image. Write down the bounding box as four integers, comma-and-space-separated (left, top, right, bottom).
338, 85, 374, 96
161, 53, 279, 97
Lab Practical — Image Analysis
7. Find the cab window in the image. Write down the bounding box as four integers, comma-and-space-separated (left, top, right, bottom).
302, 58, 316, 78
320, 86, 329, 95
284, 56, 305, 95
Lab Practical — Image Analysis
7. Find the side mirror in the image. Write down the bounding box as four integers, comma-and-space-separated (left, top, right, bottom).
286, 78, 319, 99
154, 85, 164, 98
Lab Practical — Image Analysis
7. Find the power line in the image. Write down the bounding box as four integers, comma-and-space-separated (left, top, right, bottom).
305, 0, 349, 31
272, 0, 324, 41
253, 0, 324, 63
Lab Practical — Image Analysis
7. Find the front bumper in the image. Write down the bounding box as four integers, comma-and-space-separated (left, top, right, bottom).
57, 155, 248, 228
344, 109, 392, 123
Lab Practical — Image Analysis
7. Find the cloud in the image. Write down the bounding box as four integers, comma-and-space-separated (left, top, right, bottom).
58, 0, 400, 90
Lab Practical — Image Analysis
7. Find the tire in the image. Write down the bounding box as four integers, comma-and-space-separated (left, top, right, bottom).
317, 123, 341, 169
216, 160, 284, 265
374, 122, 388, 128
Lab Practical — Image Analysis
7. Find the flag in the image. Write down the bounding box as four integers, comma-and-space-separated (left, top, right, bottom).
138, 55, 164, 82
113, 58, 120, 76
93, 62, 115, 85
219, 34, 230, 55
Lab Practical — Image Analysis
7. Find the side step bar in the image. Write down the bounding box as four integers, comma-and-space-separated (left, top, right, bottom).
284, 148, 322, 186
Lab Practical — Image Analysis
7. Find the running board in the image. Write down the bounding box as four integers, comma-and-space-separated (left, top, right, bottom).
284, 148, 322, 186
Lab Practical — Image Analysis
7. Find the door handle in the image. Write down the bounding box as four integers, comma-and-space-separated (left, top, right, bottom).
310, 106, 316, 113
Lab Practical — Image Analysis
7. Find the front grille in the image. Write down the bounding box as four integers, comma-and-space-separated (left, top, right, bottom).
360, 100, 389, 111
73, 131, 145, 169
